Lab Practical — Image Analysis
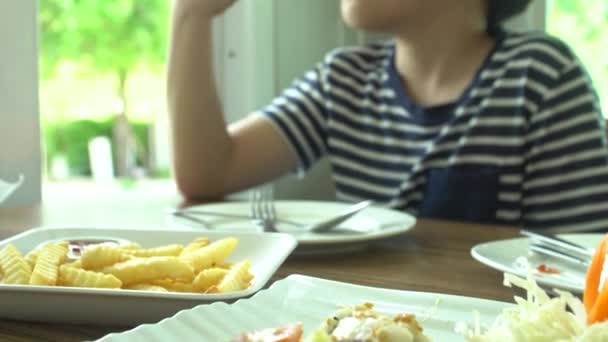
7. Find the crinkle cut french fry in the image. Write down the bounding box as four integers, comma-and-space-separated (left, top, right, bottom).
62, 259, 83, 269
193, 268, 229, 292
2, 236, 250, 294
181, 237, 238, 272
0, 244, 32, 285
180, 238, 211, 256
117, 242, 141, 250
30, 242, 69, 286
205, 285, 219, 294
59, 265, 122, 289
150, 278, 196, 293
125, 283, 168, 292
24, 247, 41, 269
101, 256, 194, 285
216, 260, 253, 293
123, 244, 183, 257
216, 261, 233, 270
81, 244, 132, 270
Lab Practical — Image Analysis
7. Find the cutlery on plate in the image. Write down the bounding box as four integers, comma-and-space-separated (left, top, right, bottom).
304, 200, 374, 233
521, 229, 594, 258
165, 208, 303, 227
528, 242, 591, 267
166, 200, 374, 234
250, 187, 279, 233
169, 211, 213, 229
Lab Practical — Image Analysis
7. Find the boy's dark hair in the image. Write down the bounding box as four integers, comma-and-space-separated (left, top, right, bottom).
487, 0, 533, 34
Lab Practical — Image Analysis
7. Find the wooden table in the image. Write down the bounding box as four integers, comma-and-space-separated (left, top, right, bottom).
0, 203, 520, 341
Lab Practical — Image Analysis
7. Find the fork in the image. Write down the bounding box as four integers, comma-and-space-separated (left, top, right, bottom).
521, 229, 593, 268
521, 229, 593, 257
250, 186, 279, 233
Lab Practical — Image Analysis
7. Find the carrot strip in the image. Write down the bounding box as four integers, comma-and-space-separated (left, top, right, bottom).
585, 236, 608, 315
589, 278, 608, 324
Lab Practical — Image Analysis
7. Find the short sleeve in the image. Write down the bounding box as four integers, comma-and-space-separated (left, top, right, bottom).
522, 58, 608, 231
255, 62, 330, 174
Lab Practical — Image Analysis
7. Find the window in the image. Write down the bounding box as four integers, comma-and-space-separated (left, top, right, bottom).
548, 0, 608, 115
38, 1, 179, 205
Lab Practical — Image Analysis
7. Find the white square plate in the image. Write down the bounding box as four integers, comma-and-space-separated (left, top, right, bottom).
0, 227, 297, 325
97, 275, 511, 341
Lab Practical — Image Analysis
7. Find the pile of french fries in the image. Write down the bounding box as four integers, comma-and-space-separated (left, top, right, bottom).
0, 237, 253, 294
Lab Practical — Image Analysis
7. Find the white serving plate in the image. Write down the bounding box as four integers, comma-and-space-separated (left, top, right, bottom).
166, 200, 416, 255
472, 233, 602, 293
0, 227, 297, 325
97, 274, 512, 341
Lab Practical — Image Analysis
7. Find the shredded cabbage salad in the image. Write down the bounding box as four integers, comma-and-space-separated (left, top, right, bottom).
455, 273, 608, 341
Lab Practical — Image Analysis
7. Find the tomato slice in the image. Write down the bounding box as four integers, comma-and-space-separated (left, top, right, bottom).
232, 323, 303, 342
537, 264, 560, 274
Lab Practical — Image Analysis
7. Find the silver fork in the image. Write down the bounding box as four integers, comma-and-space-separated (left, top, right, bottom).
250, 186, 279, 233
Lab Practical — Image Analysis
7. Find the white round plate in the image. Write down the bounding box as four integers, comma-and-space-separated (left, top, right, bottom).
166, 200, 416, 254
471, 233, 601, 293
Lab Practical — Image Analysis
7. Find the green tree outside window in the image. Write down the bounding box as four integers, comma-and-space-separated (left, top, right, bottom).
548, 0, 608, 116
40, 0, 169, 177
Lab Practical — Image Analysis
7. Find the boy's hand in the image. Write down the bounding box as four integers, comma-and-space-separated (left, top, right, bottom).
173, 0, 238, 19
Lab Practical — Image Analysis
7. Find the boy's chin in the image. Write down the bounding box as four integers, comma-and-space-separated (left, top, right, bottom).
340, 2, 409, 34
342, 16, 399, 34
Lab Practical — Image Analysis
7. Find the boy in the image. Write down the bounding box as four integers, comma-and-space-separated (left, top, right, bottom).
168, 0, 608, 231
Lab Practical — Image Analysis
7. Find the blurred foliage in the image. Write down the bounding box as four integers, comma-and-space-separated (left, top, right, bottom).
548, 0, 608, 114
39, 0, 170, 177
39, 0, 169, 79
45, 118, 150, 176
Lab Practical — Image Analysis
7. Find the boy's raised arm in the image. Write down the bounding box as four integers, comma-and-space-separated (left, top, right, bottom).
167, 0, 297, 201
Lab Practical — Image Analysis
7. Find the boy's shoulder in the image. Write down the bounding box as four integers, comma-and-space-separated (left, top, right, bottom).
500, 31, 579, 70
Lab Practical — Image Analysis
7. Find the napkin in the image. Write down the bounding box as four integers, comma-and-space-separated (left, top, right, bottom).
0, 174, 24, 204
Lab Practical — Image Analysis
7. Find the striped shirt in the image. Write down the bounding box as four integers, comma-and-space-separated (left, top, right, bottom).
258, 31, 608, 231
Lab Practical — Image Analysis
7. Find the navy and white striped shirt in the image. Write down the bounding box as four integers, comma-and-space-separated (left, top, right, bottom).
258, 31, 608, 230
